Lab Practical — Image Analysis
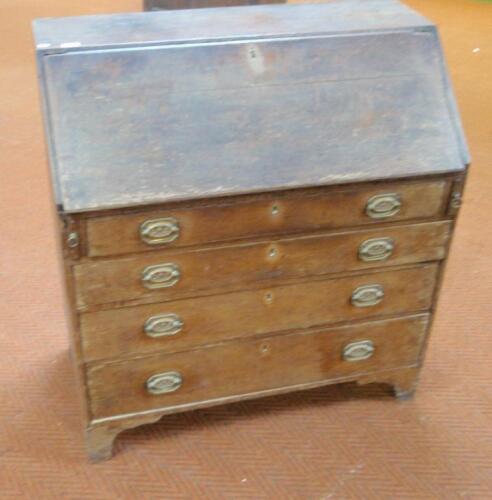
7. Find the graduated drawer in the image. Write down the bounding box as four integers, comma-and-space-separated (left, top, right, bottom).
87, 314, 428, 419
85, 179, 451, 257
74, 221, 451, 310
80, 264, 438, 362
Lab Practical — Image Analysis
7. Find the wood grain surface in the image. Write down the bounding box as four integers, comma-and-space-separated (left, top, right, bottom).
35, 3, 466, 212
80, 264, 438, 361
87, 314, 429, 418
85, 179, 451, 257
74, 221, 451, 309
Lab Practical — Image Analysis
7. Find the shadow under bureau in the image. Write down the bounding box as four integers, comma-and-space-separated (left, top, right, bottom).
33, 1, 469, 461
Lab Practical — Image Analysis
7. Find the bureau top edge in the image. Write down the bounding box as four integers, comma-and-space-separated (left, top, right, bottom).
56, 172, 461, 215
33, 1, 433, 53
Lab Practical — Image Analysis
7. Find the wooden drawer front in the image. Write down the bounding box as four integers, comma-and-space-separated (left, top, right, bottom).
85, 180, 450, 257
81, 264, 438, 362
87, 314, 428, 419
75, 221, 451, 310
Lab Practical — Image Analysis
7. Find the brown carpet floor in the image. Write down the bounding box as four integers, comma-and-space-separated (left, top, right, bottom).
1, 0, 491, 498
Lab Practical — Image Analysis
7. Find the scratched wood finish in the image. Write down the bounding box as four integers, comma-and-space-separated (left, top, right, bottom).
35, 10, 467, 213
86, 179, 451, 257
74, 221, 451, 310
87, 314, 428, 419
80, 264, 438, 362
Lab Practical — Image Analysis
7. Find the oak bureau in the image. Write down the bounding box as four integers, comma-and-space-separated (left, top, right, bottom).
33, 0, 469, 461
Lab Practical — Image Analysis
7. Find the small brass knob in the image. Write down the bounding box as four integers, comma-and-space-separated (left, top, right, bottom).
144, 313, 184, 338
343, 340, 375, 362
366, 193, 401, 219
141, 263, 181, 289
140, 217, 180, 245
358, 237, 394, 262
146, 372, 183, 395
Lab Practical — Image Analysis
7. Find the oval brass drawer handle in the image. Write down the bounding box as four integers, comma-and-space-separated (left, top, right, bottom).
366, 193, 401, 219
142, 263, 181, 289
343, 340, 375, 362
146, 371, 183, 395
140, 217, 180, 245
358, 237, 394, 262
144, 313, 184, 338
351, 284, 384, 307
